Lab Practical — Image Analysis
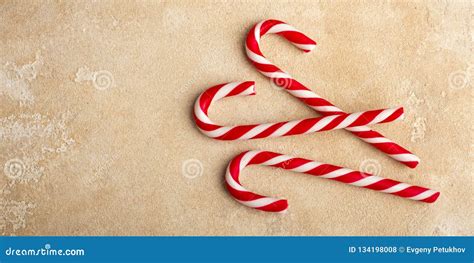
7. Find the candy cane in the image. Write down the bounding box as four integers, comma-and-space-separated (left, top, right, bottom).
246, 20, 420, 168
194, 81, 405, 140
226, 150, 440, 212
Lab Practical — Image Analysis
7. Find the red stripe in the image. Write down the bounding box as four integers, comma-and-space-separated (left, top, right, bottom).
256, 199, 288, 212
369, 142, 412, 155
259, 20, 284, 36
421, 192, 440, 203
285, 119, 319, 135
199, 82, 256, 115
226, 183, 265, 201
350, 110, 381, 127
364, 178, 400, 191
299, 97, 336, 108
278, 31, 317, 46
402, 161, 419, 169
248, 151, 281, 165
246, 27, 263, 55
381, 107, 404, 123
216, 125, 259, 140
226, 81, 255, 97
228, 152, 247, 183
307, 164, 340, 176
331, 171, 365, 184
252, 123, 287, 139
193, 114, 221, 131
284, 80, 312, 91
319, 114, 348, 131
274, 158, 311, 170
251, 62, 281, 73
350, 130, 383, 138
198, 84, 226, 114
393, 186, 429, 198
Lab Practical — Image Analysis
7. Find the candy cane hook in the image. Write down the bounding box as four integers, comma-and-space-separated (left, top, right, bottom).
194, 81, 405, 140
226, 150, 440, 213
246, 20, 420, 168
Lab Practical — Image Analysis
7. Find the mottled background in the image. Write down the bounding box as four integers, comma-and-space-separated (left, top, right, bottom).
0, 0, 472, 235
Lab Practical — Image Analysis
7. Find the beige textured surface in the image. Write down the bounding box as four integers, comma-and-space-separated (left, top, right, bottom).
0, 1, 473, 236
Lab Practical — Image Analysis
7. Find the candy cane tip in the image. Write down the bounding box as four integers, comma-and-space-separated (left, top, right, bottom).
258, 199, 289, 213
396, 107, 405, 120
300, 44, 316, 53
249, 85, 256, 95
241, 81, 256, 95
405, 161, 420, 169
423, 192, 440, 203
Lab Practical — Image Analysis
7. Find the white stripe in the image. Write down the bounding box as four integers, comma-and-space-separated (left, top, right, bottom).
312, 105, 342, 113
320, 168, 353, 179
212, 82, 241, 102
269, 121, 299, 137
380, 183, 411, 194
245, 47, 271, 65
266, 23, 300, 34
389, 154, 420, 163
263, 71, 292, 79
261, 155, 292, 166
408, 190, 437, 201
293, 43, 316, 51
290, 161, 322, 173
333, 112, 363, 130
367, 108, 398, 125
287, 89, 321, 99
195, 83, 255, 136
307, 115, 339, 133
238, 123, 274, 140
237, 197, 282, 208
240, 150, 261, 170
346, 126, 371, 132
359, 137, 393, 144
350, 176, 384, 187
202, 126, 232, 138
225, 166, 246, 191
194, 96, 214, 125
237, 86, 256, 97
254, 21, 263, 45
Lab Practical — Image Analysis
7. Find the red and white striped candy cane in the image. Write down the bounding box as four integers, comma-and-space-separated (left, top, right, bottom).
194, 81, 404, 140
246, 20, 420, 168
226, 150, 440, 212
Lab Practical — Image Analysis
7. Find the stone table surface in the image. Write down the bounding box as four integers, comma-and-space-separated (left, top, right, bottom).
0, 1, 472, 235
